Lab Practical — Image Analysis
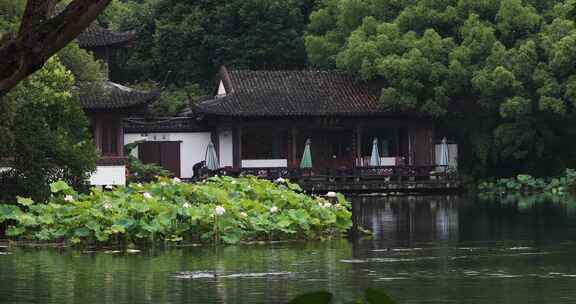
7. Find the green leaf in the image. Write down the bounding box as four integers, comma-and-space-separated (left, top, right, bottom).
74, 227, 91, 237
95, 231, 110, 242
110, 225, 126, 234
0, 205, 20, 222
16, 197, 34, 206
50, 181, 70, 193
365, 288, 396, 304
115, 218, 135, 229
6, 226, 26, 237
289, 291, 333, 304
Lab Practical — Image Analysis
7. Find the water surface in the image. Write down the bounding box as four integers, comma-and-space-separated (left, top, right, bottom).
2, 195, 576, 303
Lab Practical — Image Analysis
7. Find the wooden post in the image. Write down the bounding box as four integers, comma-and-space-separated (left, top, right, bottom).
92, 115, 102, 153
355, 125, 362, 167
232, 125, 242, 170
116, 116, 123, 157
211, 130, 219, 158
291, 126, 298, 168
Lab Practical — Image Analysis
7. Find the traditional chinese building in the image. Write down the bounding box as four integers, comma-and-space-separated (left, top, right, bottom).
125, 67, 460, 192
193, 67, 435, 171
77, 23, 159, 186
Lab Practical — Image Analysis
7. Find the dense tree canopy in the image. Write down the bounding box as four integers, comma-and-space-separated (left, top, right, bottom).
3, 57, 97, 201
104, 0, 316, 87
0, 0, 98, 201
306, 0, 576, 177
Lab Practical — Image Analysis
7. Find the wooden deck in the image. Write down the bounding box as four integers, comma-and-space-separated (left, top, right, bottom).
224, 166, 461, 194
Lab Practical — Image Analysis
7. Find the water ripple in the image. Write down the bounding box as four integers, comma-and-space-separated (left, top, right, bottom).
174, 271, 294, 280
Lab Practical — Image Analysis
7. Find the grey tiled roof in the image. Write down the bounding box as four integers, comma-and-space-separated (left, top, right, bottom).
77, 82, 159, 110
194, 69, 404, 117
77, 23, 136, 48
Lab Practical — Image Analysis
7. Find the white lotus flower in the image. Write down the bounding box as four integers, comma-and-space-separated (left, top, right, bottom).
240, 212, 248, 218
270, 206, 279, 213
172, 177, 182, 184
274, 177, 286, 184
63, 195, 74, 202
105, 185, 113, 190
143, 192, 153, 199
326, 192, 337, 198
215, 205, 226, 216
182, 202, 191, 209
103, 201, 113, 210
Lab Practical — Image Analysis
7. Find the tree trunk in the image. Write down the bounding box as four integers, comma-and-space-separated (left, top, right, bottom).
0, 0, 112, 97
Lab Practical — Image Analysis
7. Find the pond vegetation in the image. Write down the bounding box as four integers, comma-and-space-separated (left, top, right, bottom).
0, 176, 352, 246
478, 169, 576, 196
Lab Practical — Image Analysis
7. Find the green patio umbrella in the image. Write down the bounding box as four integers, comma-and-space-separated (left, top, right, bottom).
205, 141, 220, 171
369, 138, 381, 166
439, 137, 449, 171
300, 138, 313, 169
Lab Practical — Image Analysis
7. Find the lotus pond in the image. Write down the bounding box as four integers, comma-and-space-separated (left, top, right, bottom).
0, 176, 352, 245
3, 194, 576, 303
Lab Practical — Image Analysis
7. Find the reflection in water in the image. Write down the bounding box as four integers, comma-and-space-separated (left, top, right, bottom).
352, 195, 460, 245
3, 195, 576, 303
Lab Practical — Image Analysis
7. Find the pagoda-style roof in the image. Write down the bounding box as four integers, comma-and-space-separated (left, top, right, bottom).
78, 81, 159, 110
124, 117, 208, 133
194, 67, 407, 117
77, 23, 136, 48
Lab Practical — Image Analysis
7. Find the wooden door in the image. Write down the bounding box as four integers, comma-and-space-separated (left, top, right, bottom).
161, 142, 181, 177
138, 141, 181, 177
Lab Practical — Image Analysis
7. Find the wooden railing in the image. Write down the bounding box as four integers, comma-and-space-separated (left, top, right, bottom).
223, 165, 457, 183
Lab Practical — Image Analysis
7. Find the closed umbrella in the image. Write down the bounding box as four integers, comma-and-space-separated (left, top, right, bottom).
300, 138, 313, 169
205, 141, 220, 171
439, 137, 449, 171
369, 138, 381, 166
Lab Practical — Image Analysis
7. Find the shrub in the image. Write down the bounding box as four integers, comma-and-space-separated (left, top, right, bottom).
0, 176, 352, 246
124, 141, 172, 183
478, 169, 576, 196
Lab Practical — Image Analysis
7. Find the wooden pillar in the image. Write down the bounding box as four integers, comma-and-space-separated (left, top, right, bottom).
92, 115, 102, 154
211, 129, 219, 158
396, 127, 401, 158
291, 126, 298, 168
355, 125, 362, 167
116, 116, 124, 157
232, 125, 242, 170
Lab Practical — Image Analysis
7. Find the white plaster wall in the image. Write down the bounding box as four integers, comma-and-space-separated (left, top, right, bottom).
357, 157, 398, 167
124, 132, 212, 178
380, 157, 397, 166
90, 166, 126, 186
242, 159, 287, 168
219, 129, 233, 168
124, 133, 145, 158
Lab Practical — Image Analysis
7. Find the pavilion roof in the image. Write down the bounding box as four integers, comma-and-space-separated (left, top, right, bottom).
77, 23, 136, 48
194, 67, 413, 117
77, 81, 159, 110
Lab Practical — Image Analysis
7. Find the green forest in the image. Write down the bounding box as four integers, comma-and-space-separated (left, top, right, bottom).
3, 0, 576, 181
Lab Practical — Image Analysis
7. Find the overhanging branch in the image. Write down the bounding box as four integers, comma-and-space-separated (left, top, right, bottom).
0, 0, 112, 97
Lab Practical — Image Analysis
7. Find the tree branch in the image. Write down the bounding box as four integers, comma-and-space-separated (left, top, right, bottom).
0, 0, 112, 97
18, 0, 60, 34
